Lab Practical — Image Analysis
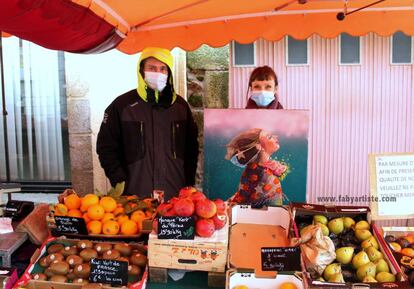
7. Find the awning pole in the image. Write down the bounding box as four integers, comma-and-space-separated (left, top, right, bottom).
0, 32, 11, 182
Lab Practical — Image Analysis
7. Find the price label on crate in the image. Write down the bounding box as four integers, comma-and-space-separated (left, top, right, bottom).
54, 216, 87, 235
261, 247, 301, 271
89, 258, 128, 286
157, 216, 195, 240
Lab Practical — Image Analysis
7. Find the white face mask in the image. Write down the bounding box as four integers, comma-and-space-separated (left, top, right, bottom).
144, 71, 168, 92
250, 90, 275, 107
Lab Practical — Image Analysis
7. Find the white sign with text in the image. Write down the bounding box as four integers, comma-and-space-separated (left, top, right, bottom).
371, 154, 414, 218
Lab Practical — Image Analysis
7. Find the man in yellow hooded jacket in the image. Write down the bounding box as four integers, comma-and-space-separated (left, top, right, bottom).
97, 47, 199, 200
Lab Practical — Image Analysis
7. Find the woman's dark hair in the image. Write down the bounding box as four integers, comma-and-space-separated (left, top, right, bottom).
248, 66, 278, 88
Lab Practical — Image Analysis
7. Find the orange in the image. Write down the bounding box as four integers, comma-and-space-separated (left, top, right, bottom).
279, 282, 298, 289
99, 196, 117, 213
116, 214, 129, 226
101, 213, 115, 223
81, 194, 99, 211
113, 207, 125, 216
120, 220, 139, 235
87, 204, 105, 220
64, 194, 81, 210
401, 248, 414, 258
127, 196, 137, 201
54, 204, 68, 216
130, 210, 146, 223
102, 220, 120, 235
83, 212, 91, 224
87, 220, 102, 234
67, 209, 82, 218
402, 235, 414, 244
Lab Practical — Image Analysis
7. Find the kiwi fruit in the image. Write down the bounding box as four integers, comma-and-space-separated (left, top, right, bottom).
94, 243, 112, 253
44, 268, 54, 278
102, 249, 121, 260
61, 246, 78, 257
66, 255, 83, 268
77, 240, 93, 250
50, 261, 70, 275
80, 248, 98, 262
47, 243, 65, 254
49, 275, 68, 283
72, 278, 89, 285
81, 283, 103, 289
114, 243, 132, 257
130, 252, 147, 267
47, 253, 64, 264
128, 264, 141, 276
74, 263, 91, 278
32, 273, 47, 281
39, 256, 50, 268
67, 269, 76, 280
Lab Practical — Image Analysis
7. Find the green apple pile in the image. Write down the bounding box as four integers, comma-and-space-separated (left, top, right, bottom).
301, 215, 397, 284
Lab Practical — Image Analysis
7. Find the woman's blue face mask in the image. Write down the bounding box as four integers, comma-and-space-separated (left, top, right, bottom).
230, 147, 261, 168
250, 90, 275, 107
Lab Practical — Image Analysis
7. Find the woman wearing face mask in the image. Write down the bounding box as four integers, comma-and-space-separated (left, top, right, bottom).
225, 128, 287, 207
245, 66, 283, 109
97, 47, 199, 200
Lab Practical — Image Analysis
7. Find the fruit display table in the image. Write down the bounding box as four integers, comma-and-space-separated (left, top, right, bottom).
0, 231, 28, 266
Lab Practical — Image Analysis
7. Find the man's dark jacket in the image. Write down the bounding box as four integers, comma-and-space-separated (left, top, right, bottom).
97, 89, 199, 200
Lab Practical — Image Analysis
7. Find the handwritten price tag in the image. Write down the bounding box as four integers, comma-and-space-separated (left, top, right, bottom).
157, 216, 195, 240
89, 258, 128, 286
54, 216, 87, 235
261, 247, 301, 272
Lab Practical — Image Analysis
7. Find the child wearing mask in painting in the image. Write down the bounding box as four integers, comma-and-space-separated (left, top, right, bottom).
225, 128, 288, 207
245, 66, 283, 109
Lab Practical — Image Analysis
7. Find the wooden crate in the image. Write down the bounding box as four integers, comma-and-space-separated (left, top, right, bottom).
148, 221, 229, 272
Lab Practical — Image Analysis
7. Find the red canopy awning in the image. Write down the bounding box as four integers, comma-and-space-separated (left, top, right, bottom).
1, 0, 414, 54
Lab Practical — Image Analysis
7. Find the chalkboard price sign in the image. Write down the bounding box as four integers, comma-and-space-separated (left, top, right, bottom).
261, 247, 301, 272
54, 216, 88, 235
157, 216, 195, 240
89, 258, 128, 286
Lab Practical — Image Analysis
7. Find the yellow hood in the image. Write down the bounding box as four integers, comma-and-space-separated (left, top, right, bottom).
136, 47, 176, 104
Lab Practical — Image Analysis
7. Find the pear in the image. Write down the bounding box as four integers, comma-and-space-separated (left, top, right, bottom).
365, 246, 383, 262
343, 217, 355, 229
355, 220, 370, 230
363, 276, 378, 283
328, 218, 344, 235
336, 247, 355, 265
313, 215, 328, 225
357, 262, 376, 281
352, 251, 370, 269
376, 272, 396, 283
317, 223, 330, 236
328, 273, 345, 283
355, 229, 372, 242
375, 259, 390, 273
361, 236, 379, 250
323, 263, 342, 281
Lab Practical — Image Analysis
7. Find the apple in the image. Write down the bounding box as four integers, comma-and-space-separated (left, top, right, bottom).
174, 198, 195, 217
178, 186, 197, 199
196, 219, 215, 238
195, 199, 217, 219
212, 213, 227, 230
213, 199, 226, 213
191, 191, 207, 204
157, 203, 173, 216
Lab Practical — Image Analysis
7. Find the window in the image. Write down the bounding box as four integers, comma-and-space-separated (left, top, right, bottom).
232, 41, 256, 67
0, 37, 71, 184
340, 33, 361, 64
391, 32, 412, 64
286, 36, 308, 65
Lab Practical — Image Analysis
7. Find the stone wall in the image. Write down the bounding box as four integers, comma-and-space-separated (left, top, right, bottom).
186, 45, 229, 189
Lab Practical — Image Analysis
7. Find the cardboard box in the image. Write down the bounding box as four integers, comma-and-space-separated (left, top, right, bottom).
291, 203, 408, 289
228, 205, 296, 275
14, 237, 147, 289
226, 205, 304, 289
0, 267, 18, 289
147, 219, 229, 272
227, 270, 304, 289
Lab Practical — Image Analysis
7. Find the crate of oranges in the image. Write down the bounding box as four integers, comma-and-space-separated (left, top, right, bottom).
48, 185, 158, 239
